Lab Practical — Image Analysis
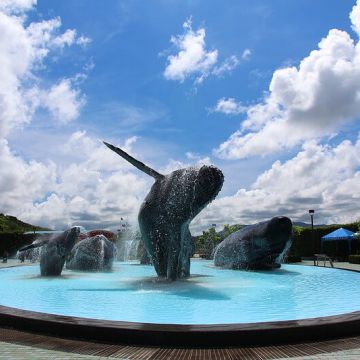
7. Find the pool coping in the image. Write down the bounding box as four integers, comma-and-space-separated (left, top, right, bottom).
1, 264, 360, 346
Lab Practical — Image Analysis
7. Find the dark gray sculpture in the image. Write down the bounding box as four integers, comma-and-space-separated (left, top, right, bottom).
66, 235, 117, 271
214, 217, 292, 270
19, 227, 80, 276
18, 239, 42, 262
104, 142, 224, 280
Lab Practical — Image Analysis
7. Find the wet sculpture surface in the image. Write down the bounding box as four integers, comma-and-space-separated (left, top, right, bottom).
66, 235, 117, 271
20, 227, 80, 276
214, 216, 292, 270
104, 142, 224, 280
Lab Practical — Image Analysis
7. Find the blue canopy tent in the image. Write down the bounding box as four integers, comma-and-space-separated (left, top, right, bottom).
321, 228, 356, 254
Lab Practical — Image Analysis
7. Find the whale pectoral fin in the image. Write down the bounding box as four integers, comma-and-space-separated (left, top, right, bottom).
19, 240, 49, 252
103, 141, 165, 180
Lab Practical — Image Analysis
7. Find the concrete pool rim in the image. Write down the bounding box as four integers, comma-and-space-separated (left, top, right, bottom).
1, 265, 360, 346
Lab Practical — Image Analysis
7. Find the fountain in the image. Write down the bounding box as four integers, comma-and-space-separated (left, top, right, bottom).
117, 229, 141, 262
1, 145, 360, 346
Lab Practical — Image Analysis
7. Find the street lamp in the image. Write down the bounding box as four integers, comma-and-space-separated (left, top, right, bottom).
309, 210, 315, 265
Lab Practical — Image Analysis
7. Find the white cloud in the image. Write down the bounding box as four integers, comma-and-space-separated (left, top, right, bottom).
76, 35, 91, 46
350, 0, 360, 36
241, 48, 251, 60
215, 2, 360, 159
42, 79, 86, 123
0, 4, 89, 139
1, 133, 150, 230
212, 55, 239, 76
0, 0, 36, 14
212, 97, 247, 115
163, 18, 244, 84
192, 136, 360, 233
164, 18, 218, 83
159, 153, 212, 174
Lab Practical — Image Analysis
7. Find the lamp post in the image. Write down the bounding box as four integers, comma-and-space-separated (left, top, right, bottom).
309, 209, 315, 265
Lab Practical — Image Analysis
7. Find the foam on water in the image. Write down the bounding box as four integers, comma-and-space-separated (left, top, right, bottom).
0, 260, 359, 324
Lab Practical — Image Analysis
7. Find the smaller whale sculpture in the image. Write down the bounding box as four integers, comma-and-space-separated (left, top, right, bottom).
214, 217, 292, 270
66, 235, 117, 271
19, 227, 80, 276
17, 238, 42, 262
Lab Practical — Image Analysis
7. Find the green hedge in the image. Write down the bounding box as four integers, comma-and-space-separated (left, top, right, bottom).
349, 255, 360, 264
284, 255, 302, 263
0, 233, 36, 257
289, 222, 360, 260
194, 224, 244, 259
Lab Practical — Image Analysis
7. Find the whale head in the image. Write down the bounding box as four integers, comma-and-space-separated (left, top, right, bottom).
192, 165, 224, 215
247, 216, 293, 269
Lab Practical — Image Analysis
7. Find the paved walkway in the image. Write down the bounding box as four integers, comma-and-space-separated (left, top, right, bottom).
0, 259, 30, 269
1, 259, 360, 359
0, 341, 107, 360
295, 260, 360, 271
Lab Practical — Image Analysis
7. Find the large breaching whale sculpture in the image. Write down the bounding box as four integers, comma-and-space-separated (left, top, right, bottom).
104, 142, 224, 280
214, 216, 292, 270
19, 227, 80, 276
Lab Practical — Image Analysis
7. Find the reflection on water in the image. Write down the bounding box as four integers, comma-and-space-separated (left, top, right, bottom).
69, 273, 229, 301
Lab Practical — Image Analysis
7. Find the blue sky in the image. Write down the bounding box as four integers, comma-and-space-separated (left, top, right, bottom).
1, 0, 360, 232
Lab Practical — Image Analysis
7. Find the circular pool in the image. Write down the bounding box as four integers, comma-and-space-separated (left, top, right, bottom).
1, 260, 360, 345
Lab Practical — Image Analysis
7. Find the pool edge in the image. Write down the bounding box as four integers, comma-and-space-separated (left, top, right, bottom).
1, 304, 360, 346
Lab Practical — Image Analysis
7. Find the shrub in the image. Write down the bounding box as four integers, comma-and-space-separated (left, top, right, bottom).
349, 255, 360, 264
284, 255, 302, 263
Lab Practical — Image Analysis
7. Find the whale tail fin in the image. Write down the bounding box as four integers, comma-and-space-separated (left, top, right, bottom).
19, 239, 49, 252
103, 141, 164, 180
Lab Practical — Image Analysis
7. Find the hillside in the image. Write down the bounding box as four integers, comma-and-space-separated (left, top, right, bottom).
0, 214, 50, 233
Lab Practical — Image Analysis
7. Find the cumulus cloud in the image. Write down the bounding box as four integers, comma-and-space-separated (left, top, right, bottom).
0, 2, 108, 230
0, 3, 89, 138
0, 0, 36, 14
164, 18, 218, 83
215, 0, 360, 159
159, 152, 211, 174
211, 98, 247, 115
1, 133, 150, 230
42, 79, 86, 123
192, 136, 360, 233
163, 18, 245, 84
212, 55, 239, 77
241, 48, 251, 60
350, 0, 360, 36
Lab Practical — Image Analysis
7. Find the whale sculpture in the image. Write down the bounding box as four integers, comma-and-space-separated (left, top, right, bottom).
104, 141, 224, 280
17, 238, 42, 262
66, 235, 117, 271
19, 227, 80, 276
214, 216, 292, 270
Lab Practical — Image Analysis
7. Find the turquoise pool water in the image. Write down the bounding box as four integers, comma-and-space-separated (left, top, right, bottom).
0, 261, 359, 325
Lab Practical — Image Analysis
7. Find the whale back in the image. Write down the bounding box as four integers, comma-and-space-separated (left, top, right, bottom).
66, 235, 117, 271
139, 165, 223, 225
39, 227, 79, 276
214, 217, 292, 269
